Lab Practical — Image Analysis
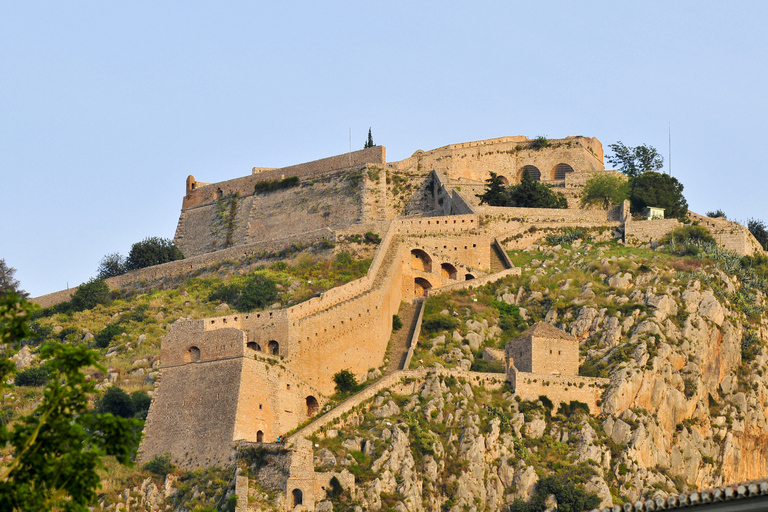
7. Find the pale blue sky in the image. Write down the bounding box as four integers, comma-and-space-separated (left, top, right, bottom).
2, 1, 767, 297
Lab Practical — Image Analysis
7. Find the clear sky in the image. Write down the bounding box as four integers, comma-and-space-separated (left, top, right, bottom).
2, 1, 767, 297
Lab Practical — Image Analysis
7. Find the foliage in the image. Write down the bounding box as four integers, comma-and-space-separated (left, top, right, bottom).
470, 358, 504, 373
629, 171, 688, 221
0, 294, 142, 512
748, 218, 768, 251
661, 225, 716, 246
530, 136, 549, 150
208, 273, 279, 312
507, 475, 601, 512
706, 209, 727, 219
125, 237, 184, 271
94, 323, 122, 349
508, 170, 568, 209
14, 366, 49, 387
421, 313, 460, 334
333, 369, 359, 393
253, 176, 300, 195
741, 331, 763, 363
364, 128, 375, 148
70, 278, 112, 312
491, 300, 528, 339
143, 453, 175, 477
579, 173, 629, 209
606, 141, 664, 177
0, 259, 27, 298
96, 253, 127, 279
364, 231, 381, 244
545, 228, 587, 246
131, 391, 152, 421
556, 401, 590, 418
392, 314, 403, 332
95, 386, 135, 419
477, 172, 509, 206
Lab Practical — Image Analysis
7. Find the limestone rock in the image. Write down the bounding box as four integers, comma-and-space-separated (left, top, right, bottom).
10, 346, 35, 370
698, 293, 724, 326
465, 332, 482, 351
373, 400, 401, 418
606, 272, 633, 289
316, 500, 333, 512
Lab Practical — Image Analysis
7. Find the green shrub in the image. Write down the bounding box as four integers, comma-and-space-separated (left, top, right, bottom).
546, 228, 587, 246
530, 135, 549, 149
364, 232, 381, 244
70, 278, 111, 312
143, 453, 175, 476
742, 331, 762, 363
14, 366, 49, 387
253, 176, 300, 194
392, 315, 403, 332
95, 386, 134, 418
557, 400, 590, 417
125, 237, 184, 271
421, 314, 459, 334
208, 274, 279, 313
661, 224, 716, 246
94, 323, 122, 349
470, 358, 504, 373
131, 391, 152, 420
333, 369, 358, 393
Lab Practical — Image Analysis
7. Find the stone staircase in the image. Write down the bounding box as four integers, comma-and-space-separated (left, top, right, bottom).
384, 300, 422, 375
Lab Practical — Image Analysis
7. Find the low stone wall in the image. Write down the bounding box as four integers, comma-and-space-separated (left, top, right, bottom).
478, 206, 613, 224
624, 219, 681, 245
427, 268, 521, 297
511, 370, 610, 415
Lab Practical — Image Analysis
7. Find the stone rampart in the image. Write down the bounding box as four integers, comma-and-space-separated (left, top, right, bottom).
396, 214, 479, 236
624, 219, 682, 245
427, 268, 521, 297
510, 370, 610, 415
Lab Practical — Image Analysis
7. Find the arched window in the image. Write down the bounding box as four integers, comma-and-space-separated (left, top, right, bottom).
186, 346, 201, 363
465, 274, 475, 280
410, 249, 432, 273
414, 277, 432, 297
551, 163, 575, 181
518, 165, 541, 182
441, 263, 458, 280
257, 430, 263, 443
247, 341, 261, 352
268, 340, 279, 355
292, 489, 303, 507
306, 396, 319, 417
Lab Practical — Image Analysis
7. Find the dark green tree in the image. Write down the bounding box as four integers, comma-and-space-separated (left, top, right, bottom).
0, 259, 27, 299
706, 209, 727, 219
95, 386, 135, 419
476, 172, 510, 206
749, 218, 768, 250
629, 171, 688, 221
579, 173, 629, 209
607, 141, 664, 177
507, 170, 568, 209
0, 294, 142, 511
131, 391, 152, 421
125, 237, 184, 271
96, 252, 126, 279
333, 369, 358, 393
69, 278, 112, 312
364, 128, 374, 149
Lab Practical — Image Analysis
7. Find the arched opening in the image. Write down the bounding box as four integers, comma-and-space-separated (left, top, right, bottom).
186, 346, 201, 363
465, 274, 475, 280
256, 430, 263, 443
247, 341, 261, 352
441, 263, 458, 280
410, 249, 432, 273
551, 163, 575, 181
414, 277, 433, 297
498, 175, 509, 185
518, 165, 541, 182
268, 340, 279, 355
306, 396, 319, 417
292, 489, 303, 507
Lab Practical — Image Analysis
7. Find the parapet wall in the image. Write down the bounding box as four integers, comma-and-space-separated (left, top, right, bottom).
509, 368, 609, 415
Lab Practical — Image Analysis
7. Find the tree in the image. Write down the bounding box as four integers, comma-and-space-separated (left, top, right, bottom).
0, 293, 142, 511
95, 386, 135, 419
748, 218, 768, 251
629, 171, 688, 221
476, 172, 509, 206
97, 252, 127, 279
69, 278, 112, 312
579, 173, 629, 209
507, 170, 568, 209
606, 141, 664, 177
706, 209, 727, 219
125, 237, 184, 271
364, 128, 374, 149
333, 369, 358, 393
0, 259, 27, 299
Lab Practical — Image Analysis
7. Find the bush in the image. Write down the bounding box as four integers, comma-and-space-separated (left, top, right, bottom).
125, 237, 184, 271
557, 400, 590, 417
707, 209, 727, 219
392, 315, 403, 332
97, 253, 127, 279
209, 273, 279, 313
253, 176, 300, 194
333, 369, 358, 393
70, 278, 111, 312
470, 358, 504, 373
364, 232, 381, 244
95, 386, 134, 418
748, 218, 768, 251
421, 314, 460, 334
530, 135, 549, 150
661, 224, 716, 246
14, 366, 49, 387
94, 323, 122, 349
545, 227, 587, 246
143, 453, 175, 476
131, 391, 152, 420
742, 331, 762, 363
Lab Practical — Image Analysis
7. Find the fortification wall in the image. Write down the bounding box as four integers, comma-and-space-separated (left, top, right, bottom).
393, 136, 604, 185
139, 357, 243, 468
182, 146, 385, 209
510, 369, 609, 415
688, 212, 764, 256
624, 219, 682, 245
395, 214, 479, 236
427, 268, 520, 297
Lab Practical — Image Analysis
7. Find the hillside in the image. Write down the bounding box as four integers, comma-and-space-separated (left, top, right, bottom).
7, 229, 768, 511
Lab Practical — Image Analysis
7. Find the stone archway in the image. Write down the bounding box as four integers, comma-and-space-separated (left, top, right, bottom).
292, 489, 303, 507
414, 277, 433, 297
465, 273, 475, 280
518, 165, 541, 182
247, 341, 261, 352
441, 263, 458, 280
268, 340, 279, 355
186, 346, 201, 363
551, 163, 575, 181
411, 249, 432, 273
306, 396, 319, 417
257, 430, 264, 443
